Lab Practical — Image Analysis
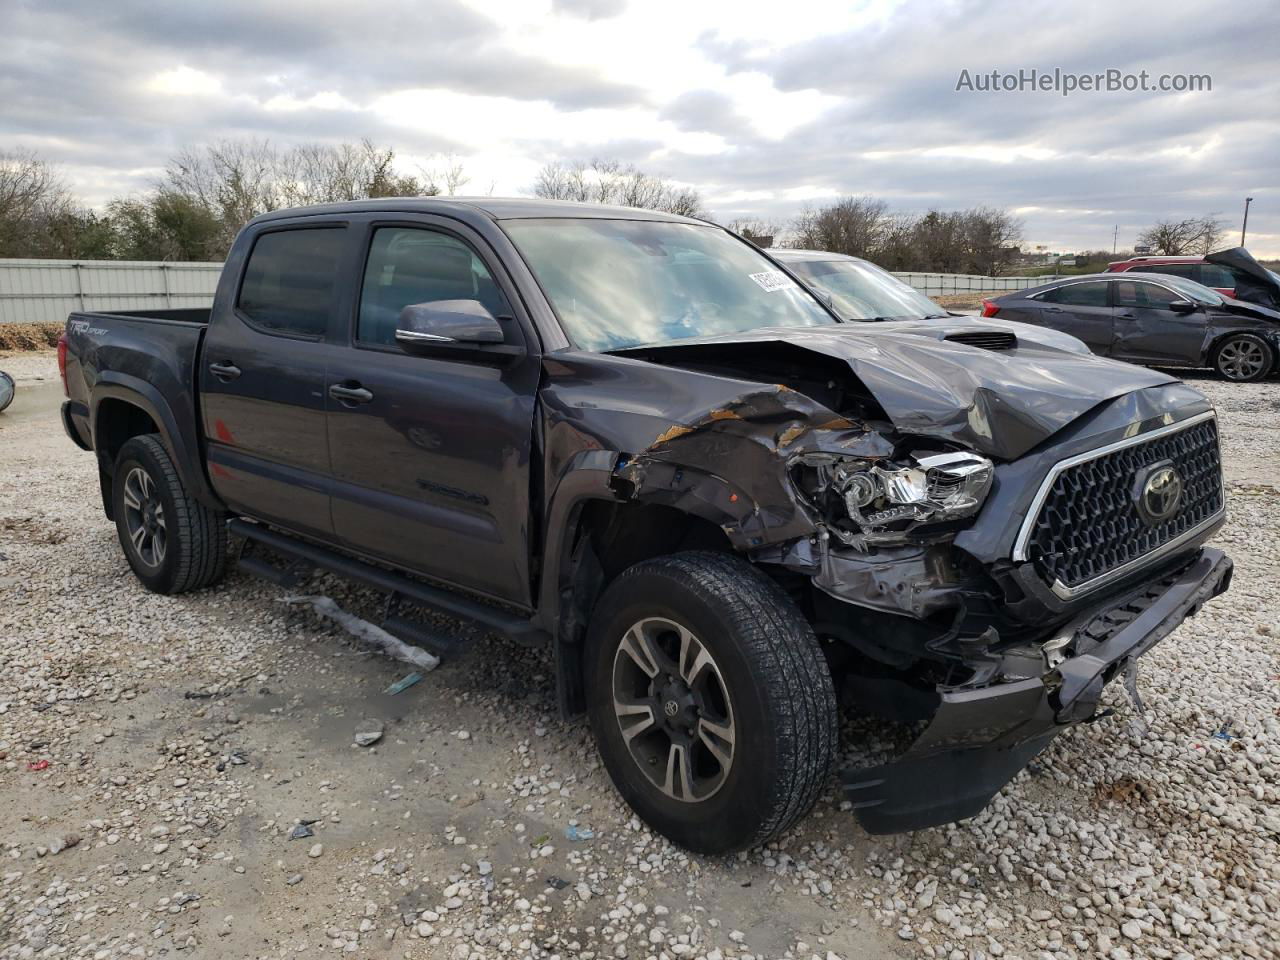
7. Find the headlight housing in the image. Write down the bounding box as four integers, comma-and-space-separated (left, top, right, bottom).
801, 449, 994, 545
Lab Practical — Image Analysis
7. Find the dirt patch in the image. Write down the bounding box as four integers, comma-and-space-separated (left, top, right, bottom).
1092, 775, 1152, 807
0, 322, 62, 351
931, 292, 1005, 312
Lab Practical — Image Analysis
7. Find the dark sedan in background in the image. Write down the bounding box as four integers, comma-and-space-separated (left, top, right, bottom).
984, 272, 1280, 382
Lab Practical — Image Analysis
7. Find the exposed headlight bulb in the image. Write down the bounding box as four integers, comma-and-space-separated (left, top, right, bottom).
834, 450, 994, 540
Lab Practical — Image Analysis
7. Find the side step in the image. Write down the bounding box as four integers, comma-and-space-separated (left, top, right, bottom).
229, 519, 549, 655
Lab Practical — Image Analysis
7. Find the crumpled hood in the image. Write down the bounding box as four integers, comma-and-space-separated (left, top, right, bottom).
1208, 247, 1280, 296
615, 324, 1177, 460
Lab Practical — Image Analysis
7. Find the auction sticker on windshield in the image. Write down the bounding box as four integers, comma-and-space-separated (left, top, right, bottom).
749, 270, 799, 292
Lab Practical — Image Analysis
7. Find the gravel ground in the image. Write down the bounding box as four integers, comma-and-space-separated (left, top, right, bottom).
1, 358, 1277, 960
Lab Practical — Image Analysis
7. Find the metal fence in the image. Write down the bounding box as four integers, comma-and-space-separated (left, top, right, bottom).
0, 257, 1057, 325
891, 272, 1058, 297
0, 258, 222, 325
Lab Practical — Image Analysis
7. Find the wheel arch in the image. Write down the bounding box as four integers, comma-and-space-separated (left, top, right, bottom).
1206, 329, 1279, 377
537, 450, 740, 717
91, 375, 220, 515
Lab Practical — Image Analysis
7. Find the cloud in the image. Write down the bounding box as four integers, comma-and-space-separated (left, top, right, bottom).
551, 0, 628, 19
2, 0, 1277, 254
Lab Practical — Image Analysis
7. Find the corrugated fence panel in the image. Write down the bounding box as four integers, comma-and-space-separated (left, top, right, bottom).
3, 257, 1054, 324
891, 272, 1056, 297
0, 258, 222, 324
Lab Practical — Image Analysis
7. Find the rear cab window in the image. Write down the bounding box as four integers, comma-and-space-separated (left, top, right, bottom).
237, 227, 346, 338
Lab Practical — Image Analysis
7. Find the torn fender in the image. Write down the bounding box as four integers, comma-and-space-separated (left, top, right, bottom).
539, 352, 893, 549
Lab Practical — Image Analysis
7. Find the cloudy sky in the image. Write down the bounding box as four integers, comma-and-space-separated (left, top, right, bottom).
5, 0, 1277, 256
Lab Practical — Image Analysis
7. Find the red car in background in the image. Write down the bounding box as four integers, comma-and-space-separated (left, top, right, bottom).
1107, 247, 1280, 309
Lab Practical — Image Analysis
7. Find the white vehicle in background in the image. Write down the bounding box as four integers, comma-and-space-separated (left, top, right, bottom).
769, 247, 1091, 354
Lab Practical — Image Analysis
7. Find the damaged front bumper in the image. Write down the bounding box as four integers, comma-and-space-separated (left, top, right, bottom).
842, 547, 1233, 834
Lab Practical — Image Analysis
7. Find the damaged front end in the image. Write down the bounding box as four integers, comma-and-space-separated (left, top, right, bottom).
843, 548, 1231, 833
545, 329, 1230, 834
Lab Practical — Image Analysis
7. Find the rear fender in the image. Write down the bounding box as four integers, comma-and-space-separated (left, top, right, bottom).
91, 374, 220, 509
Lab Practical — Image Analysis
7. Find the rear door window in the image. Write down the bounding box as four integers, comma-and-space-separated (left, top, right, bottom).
1038, 281, 1109, 307
237, 228, 347, 337
1142, 263, 1197, 280
357, 227, 509, 346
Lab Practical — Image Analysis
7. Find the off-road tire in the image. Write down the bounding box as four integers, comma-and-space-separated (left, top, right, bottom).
1212, 333, 1274, 382
585, 551, 838, 853
113, 434, 228, 594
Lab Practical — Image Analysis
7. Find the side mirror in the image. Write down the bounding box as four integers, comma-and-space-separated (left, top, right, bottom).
396, 299, 506, 349
1167, 299, 1197, 314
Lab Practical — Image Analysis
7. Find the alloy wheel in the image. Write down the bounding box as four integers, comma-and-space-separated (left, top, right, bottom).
611, 617, 736, 803
121, 466, 167, 568
1218, 339, 1267, 381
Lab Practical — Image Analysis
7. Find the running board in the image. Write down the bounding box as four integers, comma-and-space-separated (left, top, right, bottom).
229, 519, 548, 650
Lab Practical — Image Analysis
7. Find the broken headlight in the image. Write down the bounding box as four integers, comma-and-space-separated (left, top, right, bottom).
809, 450, 994, 544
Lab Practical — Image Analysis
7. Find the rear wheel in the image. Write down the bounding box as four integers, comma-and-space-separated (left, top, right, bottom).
113, 435, 228, 594
1213, 333, 1273, 382
585, 551, 837, 853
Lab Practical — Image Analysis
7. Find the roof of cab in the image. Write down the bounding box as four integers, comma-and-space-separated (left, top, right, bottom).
250, 196, 709, 226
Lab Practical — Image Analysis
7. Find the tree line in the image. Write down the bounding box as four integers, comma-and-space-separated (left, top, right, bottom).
0, 142, 468, 262
0, 143, 1229, 271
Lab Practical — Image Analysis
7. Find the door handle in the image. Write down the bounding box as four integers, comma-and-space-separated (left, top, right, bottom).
1042, 306, 1062, 312
208, 361, 241, 381
329, 382, 374, 405
1116, 312, 1137, 319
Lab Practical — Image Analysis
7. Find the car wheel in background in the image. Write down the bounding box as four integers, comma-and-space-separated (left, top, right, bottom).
585, 551, 837, 854
112, 434, 228, 594
1212, 333, 1274, 382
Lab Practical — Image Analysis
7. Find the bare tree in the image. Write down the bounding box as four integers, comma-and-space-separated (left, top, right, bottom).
787, 197, 892, 259
533, 158, 704, 217
725, 218, 783, 247
1137, 215, 1226, 256
0, 149, 80, 257
786, 197, 1023, 274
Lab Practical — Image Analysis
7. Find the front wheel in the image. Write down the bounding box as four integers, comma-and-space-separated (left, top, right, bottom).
1213, 333, 1274, 382
113, 435, 228, 594
585, 551, 837, 853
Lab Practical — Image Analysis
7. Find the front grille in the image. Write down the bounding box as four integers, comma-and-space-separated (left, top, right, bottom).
1025, 417, 1223, 591
945, 331, 1017, 351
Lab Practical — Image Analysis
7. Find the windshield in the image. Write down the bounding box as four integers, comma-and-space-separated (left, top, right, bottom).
784, 257, 947, 321
502, 219, 835, 351
1156, 274, 1223, 305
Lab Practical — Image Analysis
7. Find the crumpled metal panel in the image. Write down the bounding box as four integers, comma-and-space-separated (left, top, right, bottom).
612, 324, 1177, 461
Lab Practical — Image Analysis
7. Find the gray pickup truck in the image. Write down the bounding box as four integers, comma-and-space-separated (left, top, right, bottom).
60, 198, 1232, 852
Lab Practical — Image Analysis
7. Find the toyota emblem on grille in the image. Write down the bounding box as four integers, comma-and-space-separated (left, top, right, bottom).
1134, 461, 1183, 525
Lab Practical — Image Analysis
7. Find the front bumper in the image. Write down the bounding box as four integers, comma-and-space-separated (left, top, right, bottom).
842, 546, 1233, 834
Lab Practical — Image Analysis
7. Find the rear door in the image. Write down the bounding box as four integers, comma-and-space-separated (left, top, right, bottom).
200, 222, 353, 539
1110, 279, 1207, 366
1031, 280, 1115, 354
324, 217, 541, 607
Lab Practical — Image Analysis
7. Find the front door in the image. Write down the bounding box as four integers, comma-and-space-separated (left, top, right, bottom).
325, 220, 540, 607
1110, 279, 1206, 366
1032, 280, 1115, 355
200, 224, 351, 539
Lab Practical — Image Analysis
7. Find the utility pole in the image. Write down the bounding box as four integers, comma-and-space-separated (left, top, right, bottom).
1241, 197, 1253, 246
1113, 225, 1119, 255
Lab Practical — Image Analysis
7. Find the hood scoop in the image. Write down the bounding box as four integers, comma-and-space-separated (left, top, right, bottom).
944, 330, 1017, 351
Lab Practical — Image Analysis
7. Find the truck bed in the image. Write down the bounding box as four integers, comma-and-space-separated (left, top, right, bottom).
62, 310, 210, 496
